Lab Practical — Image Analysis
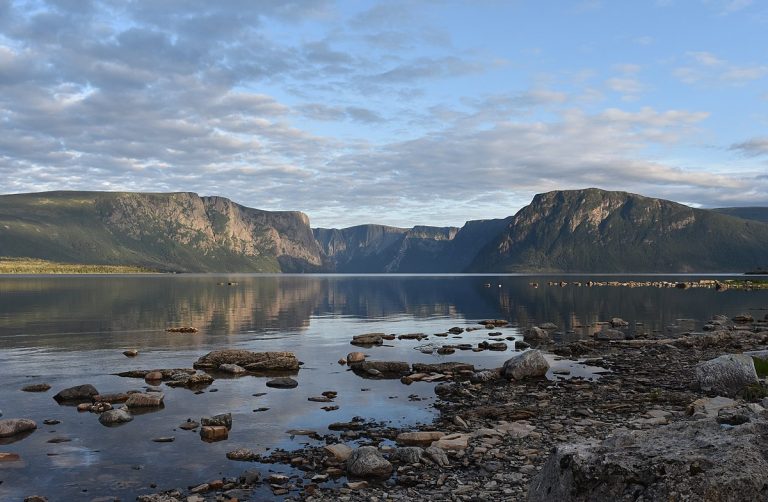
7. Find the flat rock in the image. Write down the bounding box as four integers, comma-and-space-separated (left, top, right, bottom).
350, 333, 385, 347
53, 384, 99, 403
0, 419, 37, 438
227, 448, 257, 461
412, 362, 474, 373
125, 393, 164, 408
431, 433, 470, 450
201, 413, 232, 429
165, 372, 215, 389
396, 431, 445, 446
346, 446, 392, 480
688, 396, 738, 418
218, 363, 247, 374
194, 350, 299, 371
21, 383, 51, 392
123, 349, 139, 357
350, 360, 410, 378
324, 443, 353, 461
502, 350, 549, 380
266, 377, 298, 389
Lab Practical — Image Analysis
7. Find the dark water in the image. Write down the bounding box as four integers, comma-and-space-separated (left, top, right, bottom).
0, 274, 766, 501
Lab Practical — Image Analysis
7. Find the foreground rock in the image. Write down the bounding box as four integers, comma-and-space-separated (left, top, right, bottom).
193, 350, 299, 372
502, 350, 549, 380
0, 418, 37, 437
53, 384, 99, 403
125, 392, 164, 408
695, 354, 758, 396
98, 409, 133, 426
346, 446, 392, 479
529, 411, 768, 502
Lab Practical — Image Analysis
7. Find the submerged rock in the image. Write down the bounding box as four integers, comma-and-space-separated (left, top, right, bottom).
502, 350, 549, 380
695, 354, 758, 396
194, 350, 299, 371
411, 362, 474, 373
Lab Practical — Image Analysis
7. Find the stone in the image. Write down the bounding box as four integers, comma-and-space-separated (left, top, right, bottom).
200, 426, 228, 441
524, 327, 552, 343
502, 350, 549, 380
144, 371, 163, 381
152, 436, 175, 442
21, 383, 51, 392
529, 415, 768, 502
0, 419, 37, 438
448, 327, 464, 334
165, 372, 214, 388
425, 445, 450, 467
193, 350, 299, 371
346, 446, 393, 480
166, 326, 198, 333
227, 448, 257, 461
431, 433, 470, 450
346, 481, 369, 490
350, 360, 410, 377
218, 363, 247, 374
411, 362, 474, 373
687, 396, 738, 418
695, 354, 758, 396
0, 452, 21, 462
125, 392, 164, 408
347, 352, 366, 364
596, 329, 626, 341
23, 497, 48, 502
396, 431, 445, 446
610, 317, 629, 327
497, 421, 535, 438
350, 333, 385, 347
93, 393, 130, 403
98, 409, 133, 426
539, 322, 558, 330
266, 377, 298, 389
201, 413, 232, 429
53, 384, 99, 403
393, 446, 425, 464
470, 369, 502, 384
324, 443, 353, 461
123, 349, 139, 357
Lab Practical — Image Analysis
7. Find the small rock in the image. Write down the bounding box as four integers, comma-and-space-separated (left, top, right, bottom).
53, 384, 99, 403
325, 443, 353, 461
200, 426, 228, 441
123, 349, 139, 357
266, 377, 298, 389
21, 383, 51, 392
218, 364, 247, 375
346, 446, 393, 479
201, 413, 232, 429
396, 431, 445, 446
0, 418, 37, 438
98, 409, 133, 426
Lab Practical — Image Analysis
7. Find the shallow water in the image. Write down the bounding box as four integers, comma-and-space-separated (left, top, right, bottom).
0, 274, 766, 500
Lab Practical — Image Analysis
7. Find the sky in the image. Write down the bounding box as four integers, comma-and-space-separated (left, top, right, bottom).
0, 0, 767, 228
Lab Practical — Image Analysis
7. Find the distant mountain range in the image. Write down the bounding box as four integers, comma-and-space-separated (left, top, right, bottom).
0, 189, 766, 273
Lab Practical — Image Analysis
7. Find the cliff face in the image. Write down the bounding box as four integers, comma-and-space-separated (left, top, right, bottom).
0, 191, 325, 272
469, 188, 768, 272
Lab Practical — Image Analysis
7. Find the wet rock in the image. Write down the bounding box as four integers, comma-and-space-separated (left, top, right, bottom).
200, 426, 228, 441
437, 347, 455, 355
266, 377, 298, 389
166, 326, 198, 333
0, 453, 21, 462
324, 443, 353, 461
179, 420, 199, 430
0, 418, 37, 437
201, 413, 232, 429
479, 341, 508, 351
347, 352, 366, 364
123, 349, 139, 357
115, 368, 195, 379
98, 409, 133, 426
227, 448, 257, 461
165, 372, 214, 389
93, 393, 130, 404
218, 363, 247, 375
448, 327, 464, 334
695, 354, 758, 396
21, 383, 51, 392
350, 360, 410, 378
194, 350, 299, 371
396, 431, 445, 446
350, 333, 385, 347
53, 384, 99, 403
733, 313, 754, 323
470, 369, 502, 384
152, 436, 175, 443
125, 392, 164, 408
346, 446, 392, 480
412, 362, 474, 373
144, 371, 163, 381
479, 319, 509, 327
399, 333, 427, 340
529, 415, 768, 502
610, 317, 629, 327
524, 327, 552, 343
515, 340, 531, 350
502, 350, 549, 380
23, 496, 48, 502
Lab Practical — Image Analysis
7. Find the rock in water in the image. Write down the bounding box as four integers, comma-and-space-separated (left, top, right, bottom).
502, 350, 549, 380
125, 393, 164, 408
201, 413, 232, 429
218, 363, 246, 374
21, 383, 51, 392
0, 418, 37, 437
98, 409, 133, 426
347, 352, 366, 364
266, 377, 298, 389
193, 350, 299, 371
695, 354, 758, 396
523, 327, 552, 343
346, 446, 393, 479
529, 414, 768, 502
53, 384, 99, 403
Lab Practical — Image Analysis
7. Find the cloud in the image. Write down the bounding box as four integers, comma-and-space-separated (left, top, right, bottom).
674, 51, 768, 85
731, 137, 768, 156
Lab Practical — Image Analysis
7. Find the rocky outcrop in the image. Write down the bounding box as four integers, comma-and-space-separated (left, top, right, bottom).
695, 354, 758, 396
529, 411, 768, 502
193, 350, 299, 371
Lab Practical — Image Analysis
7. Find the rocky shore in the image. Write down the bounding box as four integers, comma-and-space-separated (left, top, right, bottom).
97, 311, 768, 502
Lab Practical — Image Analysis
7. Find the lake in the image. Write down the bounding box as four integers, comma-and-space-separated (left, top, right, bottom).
0, 274, 766, 500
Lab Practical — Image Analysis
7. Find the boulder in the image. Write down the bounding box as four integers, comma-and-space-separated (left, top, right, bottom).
350, 360, 410, 378
201, 413, 232, 429
324, 443, 353, 461
200, 425, 228, 441
346, 446, 392, 480
523, 327, 552, 343
0, 418, 37, 437
396, 431, 445, 446
528, 414, 768, 502
431, 433, 470, 451
125, 393, 164, 408
98, 409, 133, 426
695, 354, 758, 396
53, 384, 99, 403
194, 350, 299, 371
595, 329, 626, 341
393, 447, 425, 464
470, 369, 502, 384
346, 352, 366, 364
610, 317, 629, 327
123, 349, 139, 357
502, 350, 549, 380
165, 372, 215, 389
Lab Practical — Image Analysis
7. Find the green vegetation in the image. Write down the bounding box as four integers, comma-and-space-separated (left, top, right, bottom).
740, 383, 768, 402
751, 357, 768, 378
0, 257, 153, 274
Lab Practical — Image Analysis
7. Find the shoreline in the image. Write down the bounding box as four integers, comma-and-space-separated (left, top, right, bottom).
131, 312, 768, 501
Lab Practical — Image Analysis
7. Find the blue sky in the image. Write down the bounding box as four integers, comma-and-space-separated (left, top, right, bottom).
0, 0, 766, 227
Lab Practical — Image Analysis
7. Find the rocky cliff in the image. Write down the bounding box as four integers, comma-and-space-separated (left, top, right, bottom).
469, 188, 768, 272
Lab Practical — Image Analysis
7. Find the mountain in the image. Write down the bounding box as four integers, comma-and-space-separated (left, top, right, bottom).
712, 207, 768, 224
2, 189, 767, 273
0, 191, 325, 272
314, 218, 511, 272
469, 188, 768, 273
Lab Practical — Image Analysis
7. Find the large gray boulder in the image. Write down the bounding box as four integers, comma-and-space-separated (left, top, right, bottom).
695, 354, 758, 396
98, 409, 133, 426
0, 418, 37, 437
528, 413, 768, 502
502, 350, 549, 380
346, 446, 393, 479
53, 384, 99, 403
523, 327, 552, 343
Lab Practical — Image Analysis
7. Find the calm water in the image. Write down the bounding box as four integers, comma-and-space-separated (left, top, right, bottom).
0, 274, 766, 501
